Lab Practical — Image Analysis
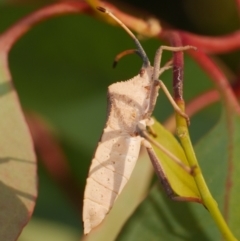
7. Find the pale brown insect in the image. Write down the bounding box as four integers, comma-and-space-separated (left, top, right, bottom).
83, 7, 196, 234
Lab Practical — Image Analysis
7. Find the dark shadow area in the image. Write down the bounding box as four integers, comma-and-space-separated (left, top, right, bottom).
0, 180, 34, 240
117, 185, 212, 241
0, 81, 13, 98
0, 156, 35, 164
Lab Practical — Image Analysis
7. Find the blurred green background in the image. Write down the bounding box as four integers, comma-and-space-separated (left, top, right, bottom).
0, 0, 239, 240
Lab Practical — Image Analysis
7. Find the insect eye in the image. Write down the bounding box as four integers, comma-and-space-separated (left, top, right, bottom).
139, 68, 145, 77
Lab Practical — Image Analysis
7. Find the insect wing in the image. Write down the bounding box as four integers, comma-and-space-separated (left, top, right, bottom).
83, 127, 142, 234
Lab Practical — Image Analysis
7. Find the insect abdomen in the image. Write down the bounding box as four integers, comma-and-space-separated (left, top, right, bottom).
83, 127, 142, 234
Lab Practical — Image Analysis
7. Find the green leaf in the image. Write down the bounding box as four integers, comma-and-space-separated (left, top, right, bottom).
117, 185, 211, 241
0, 53, 37, 240
116, 106, 240, 240
150, 118, 201, 202
18, 218, 80, 241
190, 108, 240, 240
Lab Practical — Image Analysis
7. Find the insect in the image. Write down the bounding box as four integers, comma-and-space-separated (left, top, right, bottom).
82, 7, 196, 235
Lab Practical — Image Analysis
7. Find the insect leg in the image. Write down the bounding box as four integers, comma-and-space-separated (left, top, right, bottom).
158, 80, 190, 124
138, 124, 195, 174
156, 59, 173, 75
146, 46, 196, 122
142, 138, 194, 201
153, 45, 197, 81
141, 138, 175, 197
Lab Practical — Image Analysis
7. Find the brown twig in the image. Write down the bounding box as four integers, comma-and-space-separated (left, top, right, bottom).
164, 90, 219, 132
96, 1, 162, 37
178, 30, 240, 54
189, 50, 240, 114
234, 0, 240, 18
167, 32, 185, 101
0, 1, 90, 53
160, 30, 240, 114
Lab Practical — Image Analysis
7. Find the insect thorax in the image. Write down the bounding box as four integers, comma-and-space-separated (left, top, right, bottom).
106, 67, 153, 134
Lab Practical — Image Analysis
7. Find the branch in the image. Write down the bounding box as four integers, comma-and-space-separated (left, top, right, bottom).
160, 30, 240, 114
0, 1, 90, 53
178, 30, 240, 54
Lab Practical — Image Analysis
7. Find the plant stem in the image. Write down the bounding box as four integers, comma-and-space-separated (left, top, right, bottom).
175, 101, 238, 241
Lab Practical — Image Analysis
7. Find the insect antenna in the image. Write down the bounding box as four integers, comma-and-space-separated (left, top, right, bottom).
97, 6, 150, 68
113, 49, 144, 68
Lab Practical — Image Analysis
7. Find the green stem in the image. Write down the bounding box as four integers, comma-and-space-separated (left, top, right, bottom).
175, 101, 238, 241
